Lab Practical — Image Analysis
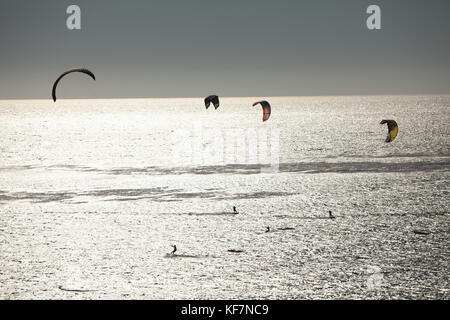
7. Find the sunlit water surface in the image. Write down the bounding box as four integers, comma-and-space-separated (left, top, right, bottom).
0, 96, 449, 299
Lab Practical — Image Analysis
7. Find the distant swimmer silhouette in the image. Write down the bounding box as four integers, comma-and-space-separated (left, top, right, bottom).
170, 244, 177, 255
329, 211, 335, 219
266, 226, 270, 232
233, 206, 239, 214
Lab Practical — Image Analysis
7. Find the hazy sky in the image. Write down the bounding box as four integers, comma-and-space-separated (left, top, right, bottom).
0, 0, 449, 99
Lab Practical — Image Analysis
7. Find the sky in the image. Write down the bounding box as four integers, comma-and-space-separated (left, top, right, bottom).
0, 0, 449, 99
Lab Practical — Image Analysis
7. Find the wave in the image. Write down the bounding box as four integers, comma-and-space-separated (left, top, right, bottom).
1, 158, 449, 176
0, 189, 297, 203
164, 253, 212, 259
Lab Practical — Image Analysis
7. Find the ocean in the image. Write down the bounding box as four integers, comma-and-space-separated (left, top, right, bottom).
0, 95, 448, 299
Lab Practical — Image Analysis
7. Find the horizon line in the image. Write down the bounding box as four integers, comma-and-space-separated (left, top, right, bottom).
1, 92, 450, 101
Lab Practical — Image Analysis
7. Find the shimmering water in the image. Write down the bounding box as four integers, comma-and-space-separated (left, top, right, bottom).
0, 96, 449, 299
